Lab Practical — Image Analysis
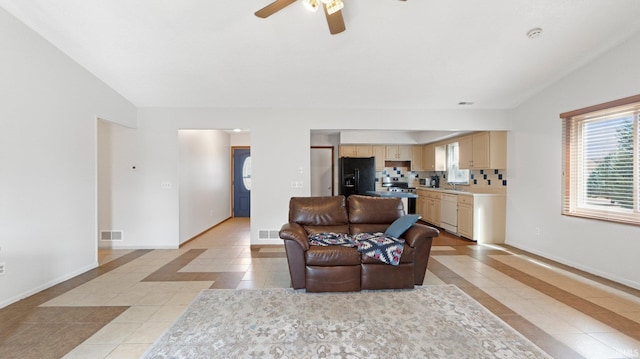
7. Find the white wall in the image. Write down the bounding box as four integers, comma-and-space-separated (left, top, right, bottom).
230, 132, 250, 146
0, 8, 136, 307
178, 130, 231, 243
507, 31, 640, 289
106, 108, 509, 249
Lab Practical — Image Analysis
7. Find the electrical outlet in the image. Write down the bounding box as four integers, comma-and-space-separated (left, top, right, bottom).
0, 262, 5, 276
535, 227, 540, 236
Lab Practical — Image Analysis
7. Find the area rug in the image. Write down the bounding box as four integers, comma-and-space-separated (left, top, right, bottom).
143, 285, 550, 358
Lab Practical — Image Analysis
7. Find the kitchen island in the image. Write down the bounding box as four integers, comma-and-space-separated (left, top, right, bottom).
365, 191, 417, 214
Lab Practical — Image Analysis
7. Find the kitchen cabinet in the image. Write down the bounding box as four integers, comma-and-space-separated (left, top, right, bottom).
373, 145, 386, 170
385, 145, 412, 160
422, 190, 441, 226
457, 196, 473, 239
457, 193, 505, 243
340, 145, 373, 158
427, 196, 441, 226
411, 145, 425, 171
459, 131, 507, 169
416, 189, 428, 218
458, 135, 473, 169
471, 131, 507, 169
424, 144, 446, 171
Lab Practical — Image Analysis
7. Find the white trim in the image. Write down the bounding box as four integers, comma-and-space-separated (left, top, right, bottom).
0, 262, 98, 309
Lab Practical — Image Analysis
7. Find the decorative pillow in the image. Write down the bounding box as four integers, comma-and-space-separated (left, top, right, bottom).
308, 232, 355, 247
384, 214, 421, 238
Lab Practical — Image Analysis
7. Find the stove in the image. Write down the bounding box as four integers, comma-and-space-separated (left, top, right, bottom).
387, 186, 416, 193
382, 177, 416, 193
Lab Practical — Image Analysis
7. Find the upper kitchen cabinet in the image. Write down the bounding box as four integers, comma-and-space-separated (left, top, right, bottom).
340, 145, 373, 157
423, 144, 446, 171
386, 145, 412, 161
459, 131, 507, 170
373, 145, 386, 170
411, 145, 424, 171
458, 135, 473, 169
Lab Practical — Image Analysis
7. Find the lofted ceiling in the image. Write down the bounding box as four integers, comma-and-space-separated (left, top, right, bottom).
2, 0, 640, 109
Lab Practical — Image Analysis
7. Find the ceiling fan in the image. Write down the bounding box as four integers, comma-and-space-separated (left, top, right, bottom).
255, 0, 347, 35
255, 0, 407, 35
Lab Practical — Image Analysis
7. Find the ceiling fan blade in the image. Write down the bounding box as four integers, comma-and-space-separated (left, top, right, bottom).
323, 5, 346, 35
255, 0, 297, 18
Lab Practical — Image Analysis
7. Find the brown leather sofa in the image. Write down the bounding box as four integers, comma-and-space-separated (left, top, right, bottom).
279, 195, 439, 292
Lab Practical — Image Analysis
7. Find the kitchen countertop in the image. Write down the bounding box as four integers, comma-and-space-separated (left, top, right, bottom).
416, 186, 505, 197
365, 191, 418, 198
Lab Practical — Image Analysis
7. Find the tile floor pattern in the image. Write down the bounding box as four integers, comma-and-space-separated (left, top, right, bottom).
0, 217, 639, 358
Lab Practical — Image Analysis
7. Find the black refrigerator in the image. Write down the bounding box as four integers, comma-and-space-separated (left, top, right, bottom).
339, 157, 376, 197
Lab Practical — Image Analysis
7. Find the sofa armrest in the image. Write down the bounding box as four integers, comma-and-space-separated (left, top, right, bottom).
279, 223, 310, 251
401, 223, 439, 248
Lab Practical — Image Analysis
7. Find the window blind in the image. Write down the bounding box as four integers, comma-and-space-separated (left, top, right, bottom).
561, 98, 640, 225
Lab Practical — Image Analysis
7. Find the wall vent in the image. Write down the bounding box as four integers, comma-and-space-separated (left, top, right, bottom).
100, 230, 123, 241
259, 230, 281, 239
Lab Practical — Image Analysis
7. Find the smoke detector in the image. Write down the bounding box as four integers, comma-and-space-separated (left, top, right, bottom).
527, 28, 543, 39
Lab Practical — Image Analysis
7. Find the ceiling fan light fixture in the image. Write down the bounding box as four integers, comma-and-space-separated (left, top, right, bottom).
325, 0, 344, 15
303, 0, 319, 12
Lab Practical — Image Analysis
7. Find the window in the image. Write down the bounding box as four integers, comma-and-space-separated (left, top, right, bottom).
561, 95, 640, 225
446, 142, 470, 184
242, 156, 252, 190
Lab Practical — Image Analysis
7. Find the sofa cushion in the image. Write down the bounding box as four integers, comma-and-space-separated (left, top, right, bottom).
353, 232, 405, 266
347, 195, 404, 224
306, 246, 361, 266
361, 243, 414, 264
289, 196, 348, 226
305, 225, 350, 235
308, 232, 354, 247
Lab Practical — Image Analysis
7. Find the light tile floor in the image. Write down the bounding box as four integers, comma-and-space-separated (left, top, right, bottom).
2, 217, 640, 358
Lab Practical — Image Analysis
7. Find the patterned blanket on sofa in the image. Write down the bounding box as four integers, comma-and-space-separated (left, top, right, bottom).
308, 232, 405, 266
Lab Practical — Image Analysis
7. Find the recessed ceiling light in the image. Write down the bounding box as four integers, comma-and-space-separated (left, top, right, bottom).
527, 28, 543, 39
458, 101, 474, 106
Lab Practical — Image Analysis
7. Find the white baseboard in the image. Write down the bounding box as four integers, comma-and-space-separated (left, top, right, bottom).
0, 262, 98, 309
505, 240, 640, 291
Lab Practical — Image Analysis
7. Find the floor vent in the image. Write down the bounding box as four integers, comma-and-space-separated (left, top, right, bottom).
100, 230, 123, 241
259, 230, 281, 239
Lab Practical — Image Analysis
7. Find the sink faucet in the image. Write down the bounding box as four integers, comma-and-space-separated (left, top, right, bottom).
451, 183, 457, 191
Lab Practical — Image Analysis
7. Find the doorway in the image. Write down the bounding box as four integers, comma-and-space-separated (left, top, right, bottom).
233, 147, 251, 217
310, 146, 334, 197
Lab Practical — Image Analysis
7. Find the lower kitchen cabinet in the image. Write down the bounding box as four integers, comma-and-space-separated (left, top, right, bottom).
457, 198, 473, 239
427, 196, 441, 226
457, 194, 505, 243
418, 190, 441, 227
418, 188, 505, 243
416, 190, 427, 218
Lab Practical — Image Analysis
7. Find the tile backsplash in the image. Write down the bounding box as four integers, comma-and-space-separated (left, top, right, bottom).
377, 167, 507, 194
